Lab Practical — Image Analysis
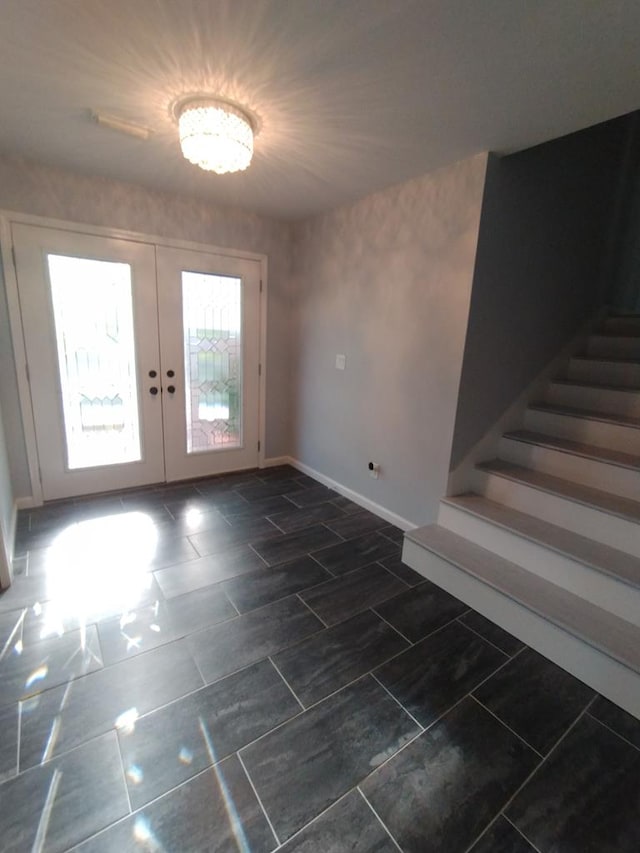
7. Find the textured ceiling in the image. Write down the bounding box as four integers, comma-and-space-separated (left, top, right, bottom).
1, 0, 640, 220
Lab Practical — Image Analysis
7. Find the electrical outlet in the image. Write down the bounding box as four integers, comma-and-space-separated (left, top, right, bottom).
368, 461, 380, 479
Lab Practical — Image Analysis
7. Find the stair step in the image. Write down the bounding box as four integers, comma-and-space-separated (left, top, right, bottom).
504, 429, 640, 470
603, 316, 640, 336
529, 401, 640, 429
403, 526, 640, 717
566, 356, 640, 389
525, 404, 640, 455
586, 334, 640, 359
441, 493, 640, 591
405, 525, 640, 673
544, 380, 640, 419
477, 458, 640, 525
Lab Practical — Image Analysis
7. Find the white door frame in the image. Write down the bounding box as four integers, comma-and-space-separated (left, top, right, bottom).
0, 210, 268, 507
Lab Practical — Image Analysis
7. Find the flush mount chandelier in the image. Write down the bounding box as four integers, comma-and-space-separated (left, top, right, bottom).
176, 97, 254, 175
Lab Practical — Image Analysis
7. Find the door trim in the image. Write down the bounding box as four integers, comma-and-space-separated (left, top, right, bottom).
0, 210, 268, 506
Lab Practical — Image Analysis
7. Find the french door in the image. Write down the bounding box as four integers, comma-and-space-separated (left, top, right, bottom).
12, 223, 261, 501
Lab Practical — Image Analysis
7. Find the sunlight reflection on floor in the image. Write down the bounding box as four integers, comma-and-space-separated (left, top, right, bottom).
35, 512, 159, 638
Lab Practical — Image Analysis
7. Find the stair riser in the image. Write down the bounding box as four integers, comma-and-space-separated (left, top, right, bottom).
523, 409, 640, 455
438, 502, 640, 625
402, 538, 640, 718
473, 468, 640, 557
586, 335, 640, 359
566, 358, 640, 388
603, 317, 640, 336
544, 382, 640, 418
499, 437, 640, 501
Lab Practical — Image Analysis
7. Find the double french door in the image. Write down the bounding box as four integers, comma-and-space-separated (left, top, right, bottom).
12, 224, 262, 501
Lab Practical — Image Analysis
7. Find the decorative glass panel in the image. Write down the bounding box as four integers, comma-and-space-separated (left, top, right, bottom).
182, 271, 242, 453
47, 254, 141, 469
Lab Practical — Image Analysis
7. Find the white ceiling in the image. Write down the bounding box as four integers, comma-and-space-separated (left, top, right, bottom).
2, 0, 640, 221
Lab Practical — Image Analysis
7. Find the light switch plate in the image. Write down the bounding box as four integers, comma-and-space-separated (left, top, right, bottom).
335, 354, 346, 370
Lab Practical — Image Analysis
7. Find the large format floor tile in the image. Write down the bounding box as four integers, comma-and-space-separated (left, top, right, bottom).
474, 647, 594, 754
311, 532, 398, 576
278, 789, 397, 852
361, 697, 539, 853
4, 468, 638, 852
507, 714, 640, 852
468, 816, 538, 853
118, 659, 300, 809
375, 620, 507, 726
0, 732, 128, 853
19, 639, 203, 769
153, 547, 265, 598
222, 555, 330, 614
252, 525, 343, 567
374, 579, 469, 642
0, 623, 103, 708
299, 563, 407, 626
187, 595, 323, 684
76, 756, 276, 853
273, 610, 409, 706
241, 675, 420, 843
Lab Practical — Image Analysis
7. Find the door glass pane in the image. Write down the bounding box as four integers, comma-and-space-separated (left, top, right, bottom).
47, 254, 142, 470
182, 271, 242, 453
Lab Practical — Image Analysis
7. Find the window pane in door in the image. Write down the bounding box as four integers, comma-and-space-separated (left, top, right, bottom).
182, 271, 242, 454
47, 254, 142, 470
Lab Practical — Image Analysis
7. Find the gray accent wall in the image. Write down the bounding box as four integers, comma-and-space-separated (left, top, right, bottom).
450, 117, 631, 469
291, 155, 488, 526
0, 155, 293, 498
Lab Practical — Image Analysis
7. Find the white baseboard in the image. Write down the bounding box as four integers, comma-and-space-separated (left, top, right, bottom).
15, 495, 40, 509
286, 456, 414, 531
261, 456, 292, 469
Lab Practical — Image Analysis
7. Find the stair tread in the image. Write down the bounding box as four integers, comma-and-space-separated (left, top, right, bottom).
572, 355, 640, 366
442, 493, 640, 589
405, 524, 640, 673
504, 428, 640, 470
529, 401, 640, 429
478, 458, 640, 523
550, 378, 640, 394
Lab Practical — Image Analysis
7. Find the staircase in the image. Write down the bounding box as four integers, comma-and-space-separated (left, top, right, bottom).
403, 314, 640, 719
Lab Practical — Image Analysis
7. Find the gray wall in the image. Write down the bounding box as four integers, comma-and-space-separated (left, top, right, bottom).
0, 394, 14, 584
291, 154, 488, 526
450, 117, 631, 468
0, 155, 293, 498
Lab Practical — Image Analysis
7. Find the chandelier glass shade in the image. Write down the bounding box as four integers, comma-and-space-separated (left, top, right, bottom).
177, 98, 254, 174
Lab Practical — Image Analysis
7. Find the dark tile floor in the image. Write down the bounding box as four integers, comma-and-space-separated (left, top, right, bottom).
1, 465, 638, 852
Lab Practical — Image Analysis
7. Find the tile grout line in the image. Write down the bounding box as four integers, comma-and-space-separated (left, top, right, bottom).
236, 750, 281, 848
503, 814, 545, 853
268, 656, 305, 711
113, 731, 134, 815
294, 593, 329, 628
469, 695, 545, 759
358, 787, 405, 852
465, 698, 600, 853
454, 614, 523, 658
370, 673, 425, 732
371, 609, 414, 645
585, 709, 640, 754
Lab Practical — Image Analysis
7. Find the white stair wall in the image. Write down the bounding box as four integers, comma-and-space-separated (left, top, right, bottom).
438, 496, 640, 624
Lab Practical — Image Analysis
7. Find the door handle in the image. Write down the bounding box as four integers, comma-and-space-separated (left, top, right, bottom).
167, 369, 175, 378
149, 386, 159, 395
167, 385, 176, 394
